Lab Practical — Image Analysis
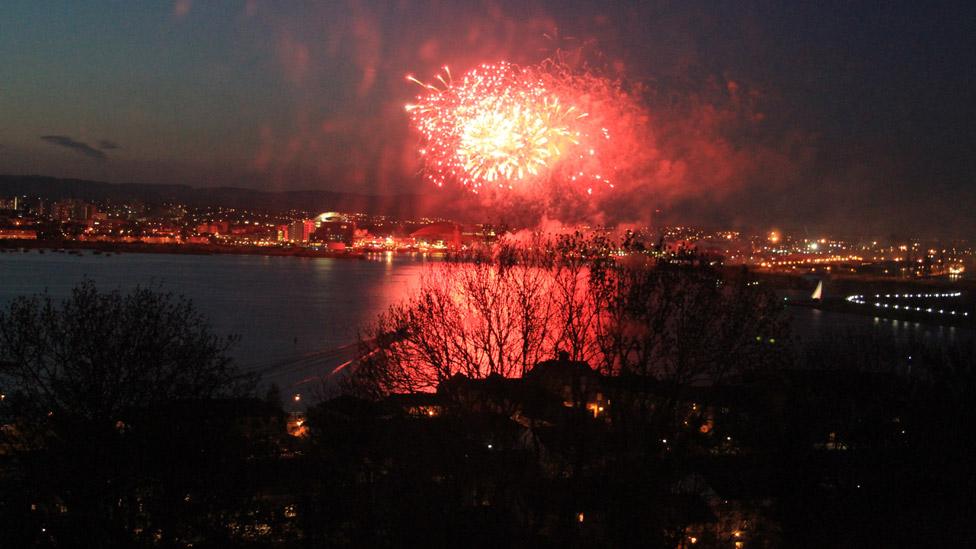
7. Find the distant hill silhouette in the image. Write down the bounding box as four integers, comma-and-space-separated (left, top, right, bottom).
0, 174, 453, 219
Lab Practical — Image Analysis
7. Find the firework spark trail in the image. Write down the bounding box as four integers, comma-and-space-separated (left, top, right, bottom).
406, 61, 639, 199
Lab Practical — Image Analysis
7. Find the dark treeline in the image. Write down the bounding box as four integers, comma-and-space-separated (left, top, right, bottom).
1, 240, 975, 547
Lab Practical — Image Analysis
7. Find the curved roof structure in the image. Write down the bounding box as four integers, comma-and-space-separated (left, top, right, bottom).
315, 212, 345, 223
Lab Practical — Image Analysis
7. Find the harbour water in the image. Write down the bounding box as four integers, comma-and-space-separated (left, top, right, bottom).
1, 250, 972, 390
0, 251, 430, 388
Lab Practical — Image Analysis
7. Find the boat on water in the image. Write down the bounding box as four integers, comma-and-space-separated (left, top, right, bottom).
811, 280, 823, 301
789, 279, 826, 308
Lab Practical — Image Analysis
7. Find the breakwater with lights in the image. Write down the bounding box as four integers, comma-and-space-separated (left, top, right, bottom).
830, 290, 974, 327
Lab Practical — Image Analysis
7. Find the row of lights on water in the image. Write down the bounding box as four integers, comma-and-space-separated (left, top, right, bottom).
845, 292, 969, 317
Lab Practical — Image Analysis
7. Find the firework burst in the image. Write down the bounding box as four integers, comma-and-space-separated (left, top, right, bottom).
406, 61, 630, 197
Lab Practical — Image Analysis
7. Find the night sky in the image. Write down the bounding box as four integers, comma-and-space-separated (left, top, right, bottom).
1, 1, 973, 237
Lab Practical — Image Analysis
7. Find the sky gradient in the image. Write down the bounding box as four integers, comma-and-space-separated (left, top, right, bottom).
1, 1, 973, 237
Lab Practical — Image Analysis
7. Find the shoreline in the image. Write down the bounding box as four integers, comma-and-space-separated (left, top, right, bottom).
0, 238, 366, 260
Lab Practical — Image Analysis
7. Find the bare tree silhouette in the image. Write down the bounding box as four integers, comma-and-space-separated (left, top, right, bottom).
343, 235, 788, 400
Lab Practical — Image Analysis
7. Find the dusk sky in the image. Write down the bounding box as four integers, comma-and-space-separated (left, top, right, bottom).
1, 1, 974, 237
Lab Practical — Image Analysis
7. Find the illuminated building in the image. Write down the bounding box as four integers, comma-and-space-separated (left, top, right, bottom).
196, 221, 230, 235
0, 228, 37, 240
51, 199, 99, 222
312, 212, 355, 246
409, 222, 463, 249
283, 219, 316, 242
0, 196, 20, 210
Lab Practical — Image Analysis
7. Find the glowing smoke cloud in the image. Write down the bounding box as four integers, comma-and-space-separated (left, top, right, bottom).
405, 61, 648, 210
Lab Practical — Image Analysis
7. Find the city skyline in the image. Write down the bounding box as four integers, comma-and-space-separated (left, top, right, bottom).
1, 2, 974, 237
2, 4, 975, 545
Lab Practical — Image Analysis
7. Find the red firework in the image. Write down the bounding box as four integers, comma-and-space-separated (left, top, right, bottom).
405, 61, 636, 197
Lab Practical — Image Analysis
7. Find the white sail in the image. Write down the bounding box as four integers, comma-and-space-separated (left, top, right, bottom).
811, 280, 823, 301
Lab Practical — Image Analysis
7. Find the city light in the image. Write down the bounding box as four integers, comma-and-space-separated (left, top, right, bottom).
2, 4, 974, 548
846, 292, 969, 319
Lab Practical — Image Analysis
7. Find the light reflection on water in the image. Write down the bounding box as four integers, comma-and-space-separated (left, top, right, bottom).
783, 290, 973, 349
790, 306, 971, 345
1, 251, 971, 389
0, 252, 430, 383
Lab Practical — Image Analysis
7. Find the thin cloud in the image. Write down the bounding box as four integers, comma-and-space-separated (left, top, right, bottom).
173, 0, 192, 18
98, 140, 120, 150
40, 135, 108, 161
